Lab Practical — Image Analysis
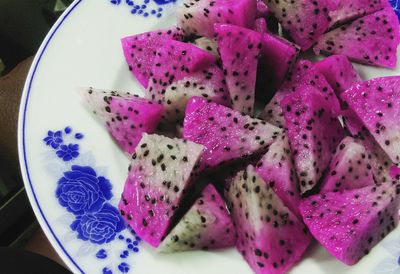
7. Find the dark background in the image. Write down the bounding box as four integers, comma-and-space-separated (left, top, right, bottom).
0, 0, 72, 263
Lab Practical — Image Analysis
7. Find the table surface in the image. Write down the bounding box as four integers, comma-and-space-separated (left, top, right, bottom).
0, 57, 67, 270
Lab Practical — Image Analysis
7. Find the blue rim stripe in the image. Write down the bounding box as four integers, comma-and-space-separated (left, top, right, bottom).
21, 0, 84, 273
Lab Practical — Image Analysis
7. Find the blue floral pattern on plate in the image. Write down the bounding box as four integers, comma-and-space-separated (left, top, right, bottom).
43, 127, 141, 273
390, 0, 400, 19
109, 0, 176, 18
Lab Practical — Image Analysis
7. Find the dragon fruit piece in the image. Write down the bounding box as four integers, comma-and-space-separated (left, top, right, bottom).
163, 64, 230, 124
215, 24, 263, 115
257, 0, 269, 17
329, 0, 390, 27
265, 0, 331, 50
283, 59, 340, 114
148, 39, 216, 103
260, 59, 340, 128
281, 85, 344, 194
314, 8, 400, 68
121, 27, 184, 89
176, 0, 257, 38
184, 97, 281, 170
342, 76, 400, 164
158, 184, 235, 252
227, 165, 312, 274
259, 89, 291, 129
254, 17, 267, 33
342, 109, 396, 184
193, 37, 219, 58
259, 34, 300, 91
118, 134, 204, 247
315, 55, 362, 96
82, 88, 164, 154
300, 183, 400, 265
256, 134, 302, 217
320, 137, 374, 193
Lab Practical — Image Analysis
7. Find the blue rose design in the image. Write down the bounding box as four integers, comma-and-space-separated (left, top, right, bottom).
56, 144, 80, 161
70, 203, 125, 244
43, 130, 63, 149
389, 0, 400, 14
56, 166, 112, 215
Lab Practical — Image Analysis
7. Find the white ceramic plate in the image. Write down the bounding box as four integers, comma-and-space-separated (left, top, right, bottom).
18, 0, 400, 273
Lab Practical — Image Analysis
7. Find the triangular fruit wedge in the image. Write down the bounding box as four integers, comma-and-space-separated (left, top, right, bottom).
227, 165, 311, 274
121, 27, 184, 88
300, 183, 400, 265
215, 24, 263, 115
314, 8, 400, 68
281, 85, 344, 194
183, 96, 281, 170
118, 134, 204, 247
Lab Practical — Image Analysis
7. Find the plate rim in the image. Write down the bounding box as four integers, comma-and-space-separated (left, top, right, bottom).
17, 1, 84, 273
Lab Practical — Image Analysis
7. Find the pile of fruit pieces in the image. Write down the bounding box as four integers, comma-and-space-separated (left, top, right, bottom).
82, 0, 400, 273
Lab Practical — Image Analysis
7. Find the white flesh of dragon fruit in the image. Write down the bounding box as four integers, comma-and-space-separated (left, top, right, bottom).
193, 37, 220, 58
81, 87, 164, 154
320, 136, 374, 193
256, 134, 302, 217
163, 64, 230, 124
158, 184, 236, 252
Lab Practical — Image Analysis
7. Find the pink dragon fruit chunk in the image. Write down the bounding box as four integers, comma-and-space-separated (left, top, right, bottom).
255, 17, 267, 33
320, 136, 374, 193
264, 0, 332, 50
281, 85, 344, 194
341, 76, 400, 164
163, 64, 230, 124
341, 108, 397, 184
158, 184, 236, 252
118, 134, 204, 247
82, 88, 164, 154
329, 0, 390, 27
176, 0, 257, 38
260, 59, 340, 128
283, 59, 340, 114
215, 24, 263, 115
314, 8, 400, 68
147, 39, 216, 103
259, 33, 300, 91
256, 134, 302, 217
183, 97, 281, 170
300, 183, 400, 265
227, 165, 312, 274
121, 27, 184, 89
315, 55, 362, 96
